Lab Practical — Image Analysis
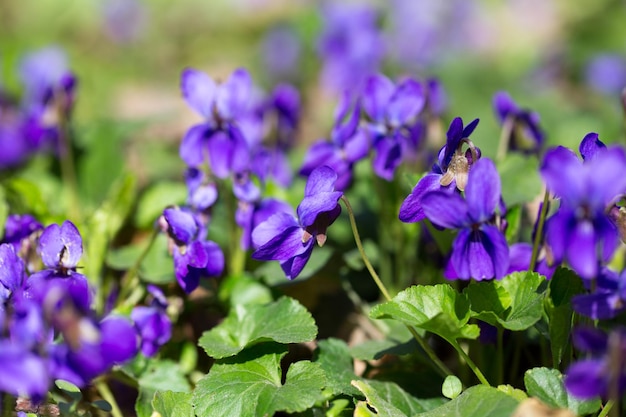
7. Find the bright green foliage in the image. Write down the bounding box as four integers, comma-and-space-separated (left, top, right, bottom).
464, 272, 545, 330
134, 181, 187, 229
152, 391, 195, 417
314, 338, 362, 397
192, 343, 326, 417
524, 367, 601, 416
352, 380, 446, 417
413, 385, 520, 417
369, 284, 479, 344
198, 296, 317, 359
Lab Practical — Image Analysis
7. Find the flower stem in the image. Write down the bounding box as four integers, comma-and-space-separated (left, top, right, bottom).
529, 190, 550, 272
497, 325, 504, 385
341, 196, 454, 379
598, 399, 615, 417
118, 228, 159, 304
451, 340, 491, 386
58, 112, 81, 223
95, 379, 123, 417
341, 196, 391, 302
496, 115, 515, 162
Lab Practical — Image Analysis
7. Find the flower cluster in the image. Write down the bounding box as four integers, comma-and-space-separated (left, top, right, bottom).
0, 217, 171, 401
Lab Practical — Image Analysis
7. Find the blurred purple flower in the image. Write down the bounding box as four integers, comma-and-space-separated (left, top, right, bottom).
0, 244, 27, 308
572, 268, 626, 320
362, 73, 425, 180
131, 285, 171, 357
102, 0, 148, 44
493, 91, 545, 154
300, 93, 369, 190
585, 54, 626, 96
252, 166, 342, 279
541, 143, 626, 278
261, 25, 301, 82
26, 221, 92, 312
236, 198, 293, 251
565, 327, 626, 399
185, 167, 218, 212
317, 3, 383, 95
421, 158, 509, 280
399, 117, 480, 223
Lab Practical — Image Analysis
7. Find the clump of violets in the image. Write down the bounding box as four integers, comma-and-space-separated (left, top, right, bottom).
300, 92, 369, 191
421, 158, 509, 280
252, 166, 342, 279
399, 117, 480, 223
493, 91, 545, 155
131, 285, 172, 357
361, 73, 425, 181
540, 133, 626, 279
565, 327, 626, 400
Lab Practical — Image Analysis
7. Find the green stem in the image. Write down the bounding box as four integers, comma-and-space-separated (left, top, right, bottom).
451, 340, 491, 386
2, 393, 14, 417
225, 185, 245, 276
341, 196, 392, 302
496, 115, 515, 162
598, 399, 615, 417
58, 111, 81, 223
341, 195, 454, 379
118, 228, 159, 303
95, 379, 123, 417
497, 326, 504, 385
529, 190, 550, 272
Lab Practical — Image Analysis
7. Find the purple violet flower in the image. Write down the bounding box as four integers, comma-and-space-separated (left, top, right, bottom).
541, 143, 626, 279
0, 244, 27, 308
300, 93, 369, 191
161, 207, 224, 293
26, 221, 92, 312
131, 285, 171, 357
565, 327, 626, 399
421, 158, 509, 280
362, 73, 426, 181
236, 198, 293, 251
571, 268, 626, 320
493, 91, 545, 154
252, 166, 343, 279
399, 117, 480, 223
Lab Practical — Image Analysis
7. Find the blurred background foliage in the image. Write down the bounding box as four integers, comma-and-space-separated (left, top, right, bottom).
2, 0, 626, 191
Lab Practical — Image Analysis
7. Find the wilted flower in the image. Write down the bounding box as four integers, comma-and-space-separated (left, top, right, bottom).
493, 91, 545, 154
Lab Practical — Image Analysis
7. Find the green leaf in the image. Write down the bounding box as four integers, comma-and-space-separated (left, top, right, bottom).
192, 343, 326, 417
314, 338, 362, 397
138, 233, 175, 284
464, 272, 545, 330
55, 379, 82, 402
198, 297, 317, 359
349, 338, 417, 361
503, 205, 522, 244
524, 367, 601, 416
131, 358, 191, 417
547, 268, 585, 367
497, 154, 542, 206
352, 380, 446, 417
3, 177, 48, 217
152, 391, 194, 417
134, 181, 188, 229
369, 284, 479, 344
413, 385, 520, 417
91, 400, 112, 412
84, 173, 137, 285
442, 376, 462, 399
218, 272, 273, 306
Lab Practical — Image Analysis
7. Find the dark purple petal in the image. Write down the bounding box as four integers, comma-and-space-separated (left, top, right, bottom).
180, 124, 210, 167
38, 221, 82, 269
0, 341, 50, 402
586, 146, 626, 208
540, 146, 583, 205
201, 240, 224, 277
399, 173, 450, 223
386, 78, 424, 126
442, 117, 464, 167
300, 141, 340, 176
573, 292, 623, 320
461, 118, 480, 138
492, 91, 518, 122
544, 209, 571, 265
303, 165, 339, 197
564, 359, 607, 399
26, 270, 93, 313
206, 131, 234, 179
215, 68, 252, 120
421, 191, 469, 229
465, 158, 501, 223
567, 220, 598, 279
163, 207, 198, 244
100, 315, 138, 364
0, 243, 26, 300
371, 135, 403, 181
572, 327, 608, 353
507, 243, 532, 274
280, 243, 314, 280
131, 306, 172, 357
252, 213, 310, 261
342, 128, 370, 163
298, 194, 342, 229
579, 132, 606, 161
362, 74, 395, 122
481, 225, 510, 279
180, 68, 217, 119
